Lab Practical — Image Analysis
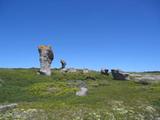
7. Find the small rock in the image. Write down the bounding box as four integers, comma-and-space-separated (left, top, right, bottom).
76, 87, 88, 96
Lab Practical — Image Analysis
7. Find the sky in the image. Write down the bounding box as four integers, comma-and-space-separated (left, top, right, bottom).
0, 0, 160, 72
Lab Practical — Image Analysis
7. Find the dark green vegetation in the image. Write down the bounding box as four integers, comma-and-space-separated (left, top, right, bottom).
0, 69, 160, 120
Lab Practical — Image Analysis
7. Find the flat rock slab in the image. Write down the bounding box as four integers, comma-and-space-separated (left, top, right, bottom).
0, 103, 18, 112
129, 74, 160, 84
138, 75, 160, 80
130, 74, 160, 81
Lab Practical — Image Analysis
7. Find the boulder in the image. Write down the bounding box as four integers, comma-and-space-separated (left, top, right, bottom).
38, 45, 54, 76
101, 69, 109, 75
111, 69, 129, 80
60, 59, 67, 69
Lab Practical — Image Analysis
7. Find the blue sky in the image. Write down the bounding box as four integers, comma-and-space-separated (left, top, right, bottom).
0, 0, 160, 71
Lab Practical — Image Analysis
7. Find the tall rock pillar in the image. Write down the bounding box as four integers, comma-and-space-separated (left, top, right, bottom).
38, 45, 54, 76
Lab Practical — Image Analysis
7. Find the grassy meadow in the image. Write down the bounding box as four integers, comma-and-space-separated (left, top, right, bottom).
0, 68, 160, 120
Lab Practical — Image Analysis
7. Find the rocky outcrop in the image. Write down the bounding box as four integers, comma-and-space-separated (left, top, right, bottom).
38, 45, 54, 76
111, 69, 129, 80
60, 59, 67, 69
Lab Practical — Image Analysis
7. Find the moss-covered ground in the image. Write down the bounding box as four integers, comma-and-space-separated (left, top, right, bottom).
0, 69, 160, 120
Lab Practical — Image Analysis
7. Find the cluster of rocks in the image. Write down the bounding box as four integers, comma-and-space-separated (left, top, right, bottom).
37, 45, 130, 81
37, 45, 159, 85
37, 45, 129, 81
37, 45, 160, 83
100, 68, 129, 80
38, 45, 80, 76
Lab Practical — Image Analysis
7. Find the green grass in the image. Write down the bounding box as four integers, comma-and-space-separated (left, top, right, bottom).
0, 69, 160, 120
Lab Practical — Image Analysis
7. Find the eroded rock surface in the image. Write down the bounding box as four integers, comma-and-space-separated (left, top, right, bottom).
38, 45, 54, 76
